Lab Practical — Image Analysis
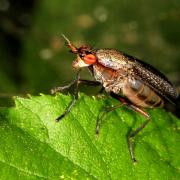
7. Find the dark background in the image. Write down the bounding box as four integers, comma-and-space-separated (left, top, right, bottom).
0, 0, 179, 115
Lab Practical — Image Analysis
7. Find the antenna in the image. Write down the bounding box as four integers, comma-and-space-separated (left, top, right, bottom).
61, 34, 78, 53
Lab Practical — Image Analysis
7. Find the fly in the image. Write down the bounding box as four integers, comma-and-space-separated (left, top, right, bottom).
51, 34, 178, 162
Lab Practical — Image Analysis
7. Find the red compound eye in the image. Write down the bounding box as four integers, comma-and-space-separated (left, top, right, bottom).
83, 54, 97, 65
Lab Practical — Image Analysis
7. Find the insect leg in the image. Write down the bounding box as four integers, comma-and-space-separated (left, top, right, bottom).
51, 70, 81, 94
110, 92, 151, 162
56, 70, 81, 121
51, 79, 100, 94
96, 93, 130, 134
78, 79, 101, 86
128, 116, 151, 163
126, 104, 150, 119
55, 72, 101, 122
125, 104, 151, 162
96, 103, 124, 134
78, 80, 104, 95
51, 79, 77, 94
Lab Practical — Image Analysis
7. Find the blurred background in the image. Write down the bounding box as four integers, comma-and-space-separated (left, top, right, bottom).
0, 0, 179, 116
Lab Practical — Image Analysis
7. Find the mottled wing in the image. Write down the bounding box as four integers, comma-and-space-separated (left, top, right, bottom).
95, 49, 178, 103
128, 55, 178, 103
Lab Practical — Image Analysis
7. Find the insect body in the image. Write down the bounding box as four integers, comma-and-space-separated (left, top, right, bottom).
52, 35, 178, 162
92, 49, 166, 108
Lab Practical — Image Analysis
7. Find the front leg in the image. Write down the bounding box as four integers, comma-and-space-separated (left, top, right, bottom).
51, 70, 81, 94
51, 77, 101, 95
55, 70, 81, 121
52, 71, 101, 121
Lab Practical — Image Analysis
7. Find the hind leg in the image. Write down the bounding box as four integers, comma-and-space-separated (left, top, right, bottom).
97, 92, 151, 162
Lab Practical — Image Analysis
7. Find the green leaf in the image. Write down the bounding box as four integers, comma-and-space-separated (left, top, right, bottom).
0, 93, 179, 179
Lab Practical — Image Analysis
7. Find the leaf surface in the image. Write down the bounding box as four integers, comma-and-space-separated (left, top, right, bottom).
0, 93, 179, 179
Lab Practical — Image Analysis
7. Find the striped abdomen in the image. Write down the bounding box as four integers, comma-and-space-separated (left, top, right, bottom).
122, 78, 164, 108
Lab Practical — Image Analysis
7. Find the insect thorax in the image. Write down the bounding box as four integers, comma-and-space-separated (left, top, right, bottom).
92, 63, 129, 94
